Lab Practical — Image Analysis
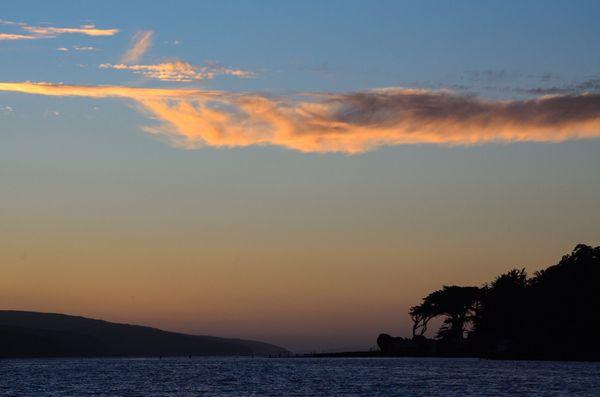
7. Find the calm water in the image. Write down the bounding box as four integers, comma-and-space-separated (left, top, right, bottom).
1, 357, 600, 396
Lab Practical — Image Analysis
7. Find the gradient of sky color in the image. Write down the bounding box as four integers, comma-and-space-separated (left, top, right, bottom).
1, 0, 600, 351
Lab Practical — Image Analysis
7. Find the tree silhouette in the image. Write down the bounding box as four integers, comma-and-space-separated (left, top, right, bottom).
410, 286, 480, 340
471, 268, 528, 352
409, 301, 434, 337
402, 244, 600, 360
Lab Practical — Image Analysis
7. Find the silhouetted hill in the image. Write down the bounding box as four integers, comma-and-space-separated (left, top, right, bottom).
0, 311, 287, 358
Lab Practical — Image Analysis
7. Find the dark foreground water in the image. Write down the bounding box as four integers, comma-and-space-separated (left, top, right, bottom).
1, 357, 600, 396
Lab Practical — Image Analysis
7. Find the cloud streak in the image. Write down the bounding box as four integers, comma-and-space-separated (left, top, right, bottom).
0, 20, 118, 41
21, 24, 118, 37
0, 82, 599, 153
120, 30, 154, 64
0, 33, 37, 41
57, 45, 98, 52
73, 45, 97, 51
100, 60, 254, 82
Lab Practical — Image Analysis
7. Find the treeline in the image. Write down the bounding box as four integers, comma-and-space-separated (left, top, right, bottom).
382, 244, 600, 361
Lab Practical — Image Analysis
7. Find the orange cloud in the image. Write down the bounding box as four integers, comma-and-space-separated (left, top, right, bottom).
0, 82, 599, 153
0, 20, 118, 41
100, 60, 254, 82
120, 30, 154, 64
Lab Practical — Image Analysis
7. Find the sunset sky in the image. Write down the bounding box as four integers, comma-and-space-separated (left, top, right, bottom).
1, 0, 600, 351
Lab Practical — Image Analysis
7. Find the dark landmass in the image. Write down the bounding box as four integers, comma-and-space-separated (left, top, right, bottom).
0, 311, 287, 358
325, 244, 600, 361
3, 244, 598, 361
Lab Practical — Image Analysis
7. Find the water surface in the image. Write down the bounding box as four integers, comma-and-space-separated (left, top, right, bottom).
1, 357, 599, 396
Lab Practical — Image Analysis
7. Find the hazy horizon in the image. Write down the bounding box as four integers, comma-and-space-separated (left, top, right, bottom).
1, 0, 600, 351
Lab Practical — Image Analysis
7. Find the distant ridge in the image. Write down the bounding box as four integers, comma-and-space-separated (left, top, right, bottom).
0, 311, 288, 358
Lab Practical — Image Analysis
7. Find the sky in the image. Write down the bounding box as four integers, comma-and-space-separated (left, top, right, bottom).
1, 0, 600, 351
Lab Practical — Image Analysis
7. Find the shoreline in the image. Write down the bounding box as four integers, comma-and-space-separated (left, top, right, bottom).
291, 351, 600, 363
3, 353, 600, 363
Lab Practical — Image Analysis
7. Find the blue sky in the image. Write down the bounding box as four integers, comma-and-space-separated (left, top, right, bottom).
1, 1, 599, 351
2, 1, 600, 92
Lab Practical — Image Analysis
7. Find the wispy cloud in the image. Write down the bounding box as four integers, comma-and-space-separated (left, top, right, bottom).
100, 60, 254, 82
520, 78, 600, 96
73, 45, 97, 51
120, 30, 154, 64
0, 33, 37, 41
21, 24, 118, 37
0, 20, 118, 41
1, 82, 599, 153
204, 61, 255, 79
56, 45, 98, 52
